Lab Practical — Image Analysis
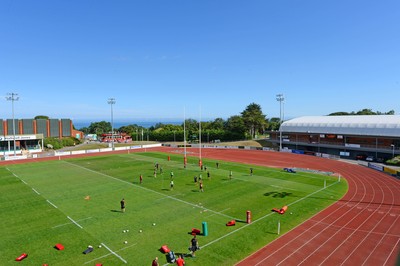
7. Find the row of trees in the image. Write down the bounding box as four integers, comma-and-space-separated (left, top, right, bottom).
77, 105, 396, 143
329, 109, 395, 116
78, 103, 281, 142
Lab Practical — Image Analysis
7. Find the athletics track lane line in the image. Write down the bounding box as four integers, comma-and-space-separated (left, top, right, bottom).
337, 175, 395, 265
236, 165, 365, 265
296, 169, 383, 265
227, 152, 398, 262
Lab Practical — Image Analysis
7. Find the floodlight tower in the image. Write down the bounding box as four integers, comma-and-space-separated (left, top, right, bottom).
108, 98, 116, 150
391, 144, 395, 158
276, 94, 284, 151
6, 93, 19, 156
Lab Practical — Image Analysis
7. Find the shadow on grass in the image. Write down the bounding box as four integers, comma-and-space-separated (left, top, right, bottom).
264, 191, 292, 198
158, 248, 190, 258
110, 209, 123, 213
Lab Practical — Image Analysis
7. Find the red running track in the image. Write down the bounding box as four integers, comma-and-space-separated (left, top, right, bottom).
162, 147, 400, 266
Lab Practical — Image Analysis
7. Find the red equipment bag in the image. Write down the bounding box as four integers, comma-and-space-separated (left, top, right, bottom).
55, 243, 64, 250
226, 220, 236, 226
161, 245, 170, 253
191, 228, 201, 235
15, 253, 28, 261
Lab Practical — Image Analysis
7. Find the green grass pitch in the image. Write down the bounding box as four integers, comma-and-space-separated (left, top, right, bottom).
0, 152, 347, 265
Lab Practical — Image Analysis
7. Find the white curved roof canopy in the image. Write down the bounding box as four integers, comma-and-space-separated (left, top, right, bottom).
280, 115, 400, 137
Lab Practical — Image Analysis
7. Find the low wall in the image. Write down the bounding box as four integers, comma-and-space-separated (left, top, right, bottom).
54, 143, 162, 157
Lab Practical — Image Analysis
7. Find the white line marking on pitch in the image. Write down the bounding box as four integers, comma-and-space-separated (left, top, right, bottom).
100, 242, 127, 264
201, 182, 340, 250
63, 160, 238, 220
52, 217, 93, 229
32, 188, 40, 195
205, 208, 231, 218
271, 185, 298, 191
67, 216, 83, 229
62, 160, 340, 254
84, 243, 136, 264
46, 200, 58, 209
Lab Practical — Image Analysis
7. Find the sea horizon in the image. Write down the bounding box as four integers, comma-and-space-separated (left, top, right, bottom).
72, 119, 182, 129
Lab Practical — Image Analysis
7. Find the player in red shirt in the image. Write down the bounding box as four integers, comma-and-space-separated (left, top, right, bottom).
176, 255, 185, 266
152, 256, 159, 266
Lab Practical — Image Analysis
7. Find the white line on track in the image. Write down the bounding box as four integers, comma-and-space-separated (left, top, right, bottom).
100, 242, 127, 264
383, 238, 400, 266
67, 216, 83, 229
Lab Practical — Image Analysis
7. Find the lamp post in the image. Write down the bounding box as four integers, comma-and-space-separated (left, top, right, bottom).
107, 98, 116, 150
276, 93, 284, 151
6, 93, 19, 156
391, 144, 395, 158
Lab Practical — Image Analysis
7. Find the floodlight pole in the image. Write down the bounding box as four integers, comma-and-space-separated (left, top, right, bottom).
108, 98, 116, 150
276, 94, 284, 151
391, 144, 395, 158
199, 106, 202, 166
183, 107, 187, 168
6, 93, 19, 156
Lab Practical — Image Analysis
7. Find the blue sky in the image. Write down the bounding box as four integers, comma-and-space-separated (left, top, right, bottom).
1, 0, 399, 123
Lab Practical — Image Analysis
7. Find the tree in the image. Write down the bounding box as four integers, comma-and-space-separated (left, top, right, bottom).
88, 121, 111, 135
241, 103, 266, 139
210, 118, 225, 130
183, 119, 199, 132
35, 115, 49, 120
356, 109, 376, 115
79, 127, 90, 134
225, 115, 246, 138
267, 117, 280, 131
328, 112, 350, 116
329, 109, 395, 116
385, 110, 395, 115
